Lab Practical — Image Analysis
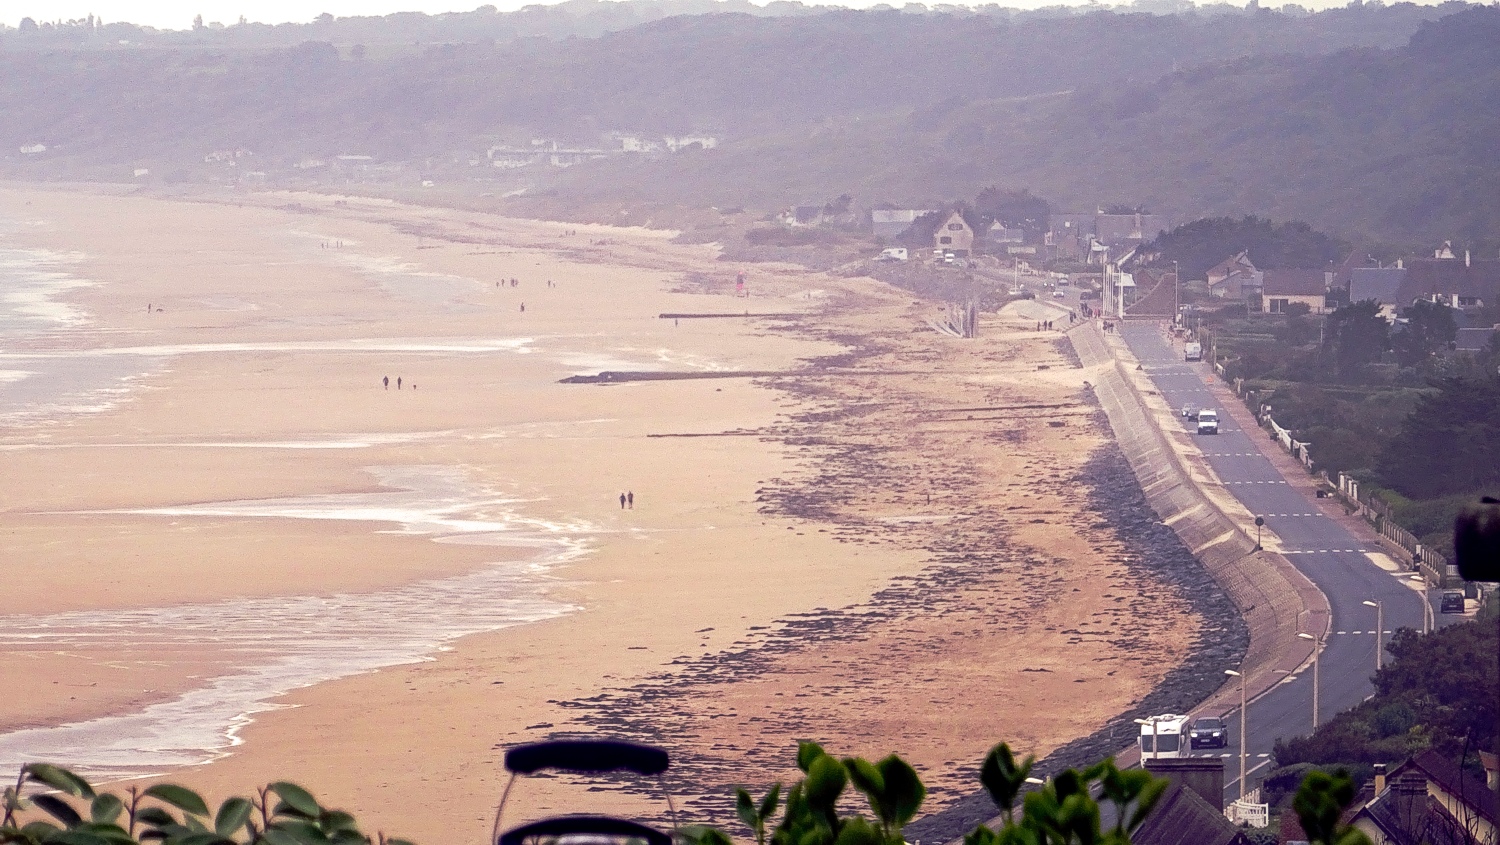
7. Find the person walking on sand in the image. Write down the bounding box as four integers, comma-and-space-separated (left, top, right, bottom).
520, 302, 525, 312
383, 376, 389, 390
627, 491, 634, 509
397, 376, 402, 390
619, 493, 627, 510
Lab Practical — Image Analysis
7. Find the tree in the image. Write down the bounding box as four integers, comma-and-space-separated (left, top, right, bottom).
1275, 607, 1499, 770
18, 17, 37, 32
1374, 374, 1500, 499
1391, 299, 1457, 368
1323, 300, 1389, 382
974, 188, 1050, 235
1141, 217, 1347, 280
192, 14, 204, 30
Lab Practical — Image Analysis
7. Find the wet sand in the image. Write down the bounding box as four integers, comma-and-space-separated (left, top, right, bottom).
0, 188, 1201, 841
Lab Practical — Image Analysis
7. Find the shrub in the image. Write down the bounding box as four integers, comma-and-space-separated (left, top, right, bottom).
0, 765, 409, 845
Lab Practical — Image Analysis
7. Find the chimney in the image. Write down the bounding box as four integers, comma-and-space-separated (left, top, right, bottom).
1397, 258, 1404, 270
1374, 763, 1387, 795
1391, 772, 1427, 835
1144, 757, 1226, 812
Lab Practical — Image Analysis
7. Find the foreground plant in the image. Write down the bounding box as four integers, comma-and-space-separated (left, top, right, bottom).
965, 743, 1166, 845
0, 763, 410, 845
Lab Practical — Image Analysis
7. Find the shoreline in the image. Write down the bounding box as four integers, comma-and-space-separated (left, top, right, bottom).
0, 188, 1221, 844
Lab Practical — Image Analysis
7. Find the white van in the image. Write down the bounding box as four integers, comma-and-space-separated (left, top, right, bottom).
1196, 409, 1219, 434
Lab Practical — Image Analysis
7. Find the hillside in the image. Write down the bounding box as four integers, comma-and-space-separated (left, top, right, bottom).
538, 5, 1500, 243
0, 2, 1495, 242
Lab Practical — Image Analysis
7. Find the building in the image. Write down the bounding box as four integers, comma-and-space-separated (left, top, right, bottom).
1350, 266, 1408, 318
1396, 255, 1500, 310
934, 211, 974, 256
1095, 212, 1166, 248
1350, 751, 1499, 845
1205, 251, 1264, 300
987, 222, 1025, 244
1129, 758, 1251, 845
1456, 325, 1498, 354
871, 209, 933, 240
1260, 269, 1331, 314
663, 134, 717, 152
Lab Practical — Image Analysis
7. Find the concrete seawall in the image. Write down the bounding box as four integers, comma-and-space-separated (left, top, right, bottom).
1071, 322, 1329, 717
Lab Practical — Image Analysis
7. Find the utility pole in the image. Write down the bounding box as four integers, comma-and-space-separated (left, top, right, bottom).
1363, 599, 1384, 671
1297, 632, 1322, 728
1225, 669, 1247, 800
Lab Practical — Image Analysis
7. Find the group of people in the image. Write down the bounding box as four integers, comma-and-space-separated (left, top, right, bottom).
1034, 320, 1056, 331
381, 375, 413, 390
618, 491, 635, 509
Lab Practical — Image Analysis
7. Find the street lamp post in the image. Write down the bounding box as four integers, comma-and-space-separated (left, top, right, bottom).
1225, 669, 1247, 800
1254, 516, 1264, 551
1297, 632, 1322, 728
1363, 600, 1384, 671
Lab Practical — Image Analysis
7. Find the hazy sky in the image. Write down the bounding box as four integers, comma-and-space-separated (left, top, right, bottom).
0, 0, 1421, 30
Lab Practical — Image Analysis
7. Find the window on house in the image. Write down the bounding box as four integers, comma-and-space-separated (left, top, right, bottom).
1269, 298, 1289, 314
939, 236, 952, 244
947, 223, 964, 231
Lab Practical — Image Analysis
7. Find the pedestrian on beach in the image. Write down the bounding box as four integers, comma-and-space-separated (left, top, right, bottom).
397, 376, 402, 389
383, 376, 389, 390
619, 493, 627, 509
520, 302, 525, 312
627, 491, 634, 509
147, 303, 152, 314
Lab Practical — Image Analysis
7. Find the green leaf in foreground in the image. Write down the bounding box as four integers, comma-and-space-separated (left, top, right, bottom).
213, 798, 253, 839
24, 765, 95, 800
141, 786, 209, 819
31, 795, 83, 828
267, 783, 320, 819
90, 795, 125, 826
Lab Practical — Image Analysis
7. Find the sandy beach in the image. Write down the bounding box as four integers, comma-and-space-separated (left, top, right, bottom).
0, 187, 1203, 842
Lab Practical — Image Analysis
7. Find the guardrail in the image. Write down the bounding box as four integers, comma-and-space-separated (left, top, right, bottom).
1214, 364, 1457, 587
1335, 474, 1457, 587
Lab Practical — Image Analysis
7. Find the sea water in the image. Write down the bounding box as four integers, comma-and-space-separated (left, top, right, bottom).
0, 465, 586, 778
0, 242, 159, 425
0, 222, 599, 780
0, 214, 722, 779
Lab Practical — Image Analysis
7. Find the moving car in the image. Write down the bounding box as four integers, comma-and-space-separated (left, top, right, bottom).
1440, 590, 1465, 614
1196, 409, 1219, 434
1053, 289, 1067, 298
1181, 404, 1200, 420
1189, 716, 1228, 749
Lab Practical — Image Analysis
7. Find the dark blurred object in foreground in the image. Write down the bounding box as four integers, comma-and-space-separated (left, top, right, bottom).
1456, 497, 1500, 582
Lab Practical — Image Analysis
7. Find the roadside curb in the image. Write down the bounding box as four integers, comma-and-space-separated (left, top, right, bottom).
1071, 322, 1329, 721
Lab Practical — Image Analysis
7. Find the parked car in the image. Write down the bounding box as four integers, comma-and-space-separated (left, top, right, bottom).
1189, 716, 1228, 749
1053, 290, 1067, 299
1181, 404, 1200, 420
1440, 590, 1466, 614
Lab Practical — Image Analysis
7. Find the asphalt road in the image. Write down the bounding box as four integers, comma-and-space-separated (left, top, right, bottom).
1116, 322, 1440, 800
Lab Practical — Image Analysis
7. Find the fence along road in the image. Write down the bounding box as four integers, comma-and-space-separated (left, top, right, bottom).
1117, 321, 1430, 801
